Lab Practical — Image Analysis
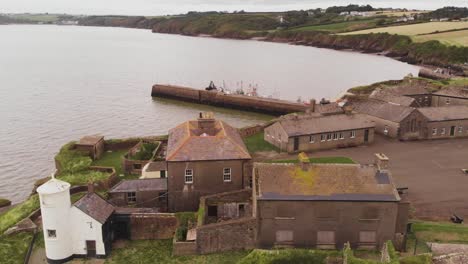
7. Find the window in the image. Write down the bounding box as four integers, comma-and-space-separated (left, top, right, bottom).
327, 134, 332, 141
275, 230, 293, 243
432, 128, 437, 135
309, 135, 315, 143
350, 131, 356, 138
47, 229, 57, 239
359, 231, 377, 244
133, 163, 142, 170
339, 133, 344, 139
127, 192, 136, 203
317, 231, 335, 245
223, 168, 232, 182
441, 128, 446, 135
446, 98, 451, 105
208, 205, 218, 217
459, 126, 463, 133
185, 169, 193, 184
333, 133, 338, 140
320, 134, 326, 142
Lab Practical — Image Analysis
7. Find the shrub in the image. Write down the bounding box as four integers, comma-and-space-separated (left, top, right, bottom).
55, 142, 92, 174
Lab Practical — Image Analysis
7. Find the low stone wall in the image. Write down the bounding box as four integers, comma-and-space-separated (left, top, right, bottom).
199, 189, 252, 226
173, 238, 197, 256
239, 124, 266, 138
127, 213, 177, 240
89, 166, 118, 190
196, 217, 256, 254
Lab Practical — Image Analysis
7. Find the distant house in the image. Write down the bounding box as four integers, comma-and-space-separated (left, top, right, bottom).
166, 113, 252, 212
370, 89, 419, 107
253, 154, 409, 250
350, 99, 426, 140
108, 178, 168, 210
264, 113, 375, 153
37, 179, 114, 262
418, 106, 468, 139
75, 135, 105, 160
432, 87, 468, 107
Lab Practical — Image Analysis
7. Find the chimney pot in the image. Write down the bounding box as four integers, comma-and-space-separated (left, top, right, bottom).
87, 182, 95, 194
375, 153, 389, 170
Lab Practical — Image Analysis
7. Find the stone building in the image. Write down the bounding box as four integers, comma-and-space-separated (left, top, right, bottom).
264, 113, 375, 153
75, 135, 105, 160
252, 154, 409, 250
108, 178, 168, 210
166, 113, 252, 212
350, 99, 426, 140
418, 106, 468, 139
432, 87, 468, 107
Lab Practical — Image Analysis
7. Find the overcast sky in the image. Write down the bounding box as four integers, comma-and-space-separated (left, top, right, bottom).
1, 0, 467, 16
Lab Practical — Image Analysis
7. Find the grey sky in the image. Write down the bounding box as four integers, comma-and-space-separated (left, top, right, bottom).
1, 0, 467, 16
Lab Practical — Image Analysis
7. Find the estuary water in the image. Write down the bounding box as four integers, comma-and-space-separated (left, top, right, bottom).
0, 25, 419, 202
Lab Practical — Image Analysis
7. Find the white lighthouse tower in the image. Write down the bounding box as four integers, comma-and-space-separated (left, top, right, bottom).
37, 176, 73, 263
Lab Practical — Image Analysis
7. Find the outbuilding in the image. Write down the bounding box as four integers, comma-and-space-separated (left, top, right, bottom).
108, 178, 168, 210
75, 135, 105, 160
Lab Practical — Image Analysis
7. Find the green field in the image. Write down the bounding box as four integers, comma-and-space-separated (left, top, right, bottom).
413, 29, 468, 46
343, 21, 468, 36
292, 19, 382, 33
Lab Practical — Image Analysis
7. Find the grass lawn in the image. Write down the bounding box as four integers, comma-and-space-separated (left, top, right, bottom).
239, 249, 341, 264
0, 195, 39, 234
413, 29, 468, 46
268, 157, 355, 164
92, 149, 128, 176
243, 132, 279, 153
105, 239, 249, 264
342, 21, 468, 36
59, 171, 111, 186
292, 19, 381, 33
0, 232, 34, 264
411, 221, 468, 244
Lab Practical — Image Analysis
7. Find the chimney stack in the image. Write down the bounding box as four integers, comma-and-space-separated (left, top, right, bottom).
87, 182, 95, 194
198, 112, 216, 130
309, 99, 316, 113
375, 153, 389, 170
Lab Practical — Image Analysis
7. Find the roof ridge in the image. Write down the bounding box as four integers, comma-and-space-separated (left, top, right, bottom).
219, 121, 251, 159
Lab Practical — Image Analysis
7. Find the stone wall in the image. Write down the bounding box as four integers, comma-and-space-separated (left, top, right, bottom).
199, 189, 252, 225
173, 239, 197, 256
239, 124, 266, 138
196, 217, 256, 254
128, 213, 177, 240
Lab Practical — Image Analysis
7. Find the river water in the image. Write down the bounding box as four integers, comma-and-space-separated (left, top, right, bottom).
0, 25, 419, 203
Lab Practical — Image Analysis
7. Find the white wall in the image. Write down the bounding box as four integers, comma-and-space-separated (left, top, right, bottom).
70, 207, 106, 256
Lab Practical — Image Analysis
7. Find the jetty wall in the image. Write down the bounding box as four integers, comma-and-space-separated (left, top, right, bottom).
151, 84, 308, 115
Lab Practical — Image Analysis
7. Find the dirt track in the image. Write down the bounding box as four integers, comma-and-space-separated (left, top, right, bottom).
254, 135, 468, 221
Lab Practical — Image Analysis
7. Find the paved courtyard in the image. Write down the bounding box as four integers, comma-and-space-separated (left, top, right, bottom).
254, 135, 468, 220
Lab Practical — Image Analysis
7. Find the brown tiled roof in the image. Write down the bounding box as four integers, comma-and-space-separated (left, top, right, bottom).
434, 86, 468, 99
370, 90, 416, 106
275, 114, 374, 137
350, 99, 415, 123
255, 163, 399, 202
166, 119, 251, 161
109, 179, 167, 193
418, 106, 468, 122
78, 135, 104, 146
74, 193, 114, 224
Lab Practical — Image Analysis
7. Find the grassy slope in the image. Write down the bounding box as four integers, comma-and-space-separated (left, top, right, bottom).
343, 21, 468, 36
106, 239, 248, 264
243, 132, 279, 153
292, 18, 382, 33
0, 232, 33, 264
91, 149, 128, 176
413, 29, 468, 46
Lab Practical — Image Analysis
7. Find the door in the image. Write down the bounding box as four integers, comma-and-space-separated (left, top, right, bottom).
293, 137, 299, 152
160, 170, 166, 178
450, 126, 456, 136
86, 240, 97, 258
364, 129, 369, 143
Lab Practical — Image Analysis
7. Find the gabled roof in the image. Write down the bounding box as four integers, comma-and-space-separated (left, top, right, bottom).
434, 86, 468, 99
166, 119, 251, 162
350, 99, 416, 123
418, 106, 468, 122
74, 193, 114, 224
78, 135, 104, 146
274, 114, 374, 137
370, 89, 416, 107
315, 103, 344, 115
109, 178, 167, 193
383, 83, 432, 96
255, 163, 399, 202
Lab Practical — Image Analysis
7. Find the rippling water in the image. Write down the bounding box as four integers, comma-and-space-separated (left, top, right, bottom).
0, 25, 419, 203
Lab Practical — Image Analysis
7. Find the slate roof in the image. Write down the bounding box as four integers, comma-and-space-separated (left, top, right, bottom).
350, 99, 416, 123
315, 103, 345, 115
74, 193, 114, 224
255, 163, 399, 202
370, 89, 416, 106
78, 135, 104, 146
275, 113, 374, 137
434, 87, 468, 99
109, 178, 167, 193
166, 119, 251, 162
418, 106, 468, 122
144, 161, 167, 172
384, 84, 431, 96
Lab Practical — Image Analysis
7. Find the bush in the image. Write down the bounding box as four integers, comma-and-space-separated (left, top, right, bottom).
175, 212, 197, 241
55, 142, 92, 174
